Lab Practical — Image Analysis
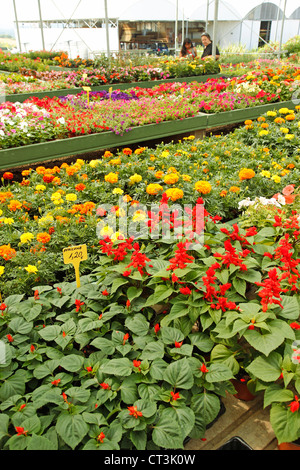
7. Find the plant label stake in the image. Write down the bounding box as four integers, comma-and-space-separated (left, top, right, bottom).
109, 86, 113, 100
82, 86, 91, 106
63, 244, 88, 288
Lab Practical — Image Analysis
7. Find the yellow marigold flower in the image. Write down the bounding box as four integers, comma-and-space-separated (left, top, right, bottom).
160, 150, 170, 158
100, 225, 113, 237
260, 170, 271, 178
38, 215, 54, 225
271, 175, 281, 183
76, 159, 85, 167
280, 127, 289, 134
194, 181, 212, 194
89, 159, 100, 167
146, 184, 164, 195
238, 168, 255, 181
134, 147, 146, 155
182, 174, 191, 182
165, 188, 184, 201
279, 108, 290, 114
1, 217, 14, 225
285, 134, 295, 140
132, 210, 146, 222
129, 174, 142, 185
267, 111, 277, 116
259, 130, 269, 136
164, 173, 179, 185
24, 265, 38, 274
112, 188, 124, 195
105, 172, 118, 184
20, 232, 34, 244
35, 185, 46, 192
0, 266, 4, 277
109, 158, 121, 166
66, 193, 77, 202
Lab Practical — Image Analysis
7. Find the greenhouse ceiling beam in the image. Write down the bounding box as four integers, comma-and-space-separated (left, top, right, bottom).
37, 0, 45, 50
104, 0, 110, 61
212, 0, 219, 57
12, 0, 21, 52
278, 0, 287, 57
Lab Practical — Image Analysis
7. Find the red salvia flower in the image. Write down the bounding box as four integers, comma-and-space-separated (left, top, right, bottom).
288, 396, 300, 413
170, 391, 180, 401
128, 405, 143, 419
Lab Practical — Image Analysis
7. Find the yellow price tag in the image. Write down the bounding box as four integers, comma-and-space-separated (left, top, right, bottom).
63, 244, 88, 288
82, 73, 87, 79
108, 86, 113, 100
180, 87, 184, 95
82, 86, 91, 105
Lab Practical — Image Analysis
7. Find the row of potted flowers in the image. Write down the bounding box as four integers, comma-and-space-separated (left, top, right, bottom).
1, 73, 298, 150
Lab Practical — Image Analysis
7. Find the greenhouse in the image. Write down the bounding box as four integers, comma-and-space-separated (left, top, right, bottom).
0, 0, 300, 455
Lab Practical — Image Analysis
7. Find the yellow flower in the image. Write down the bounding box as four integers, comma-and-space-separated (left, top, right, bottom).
164, 173, 179, 185
100, 225, 113, 237
146, 184, 164, 195
65, 193, 77, 202
24, 265, 38, 274
238, 168, 255, 181
35, 185, 46, 192
0, 217, 14, 224
271, 175, 281, 183
280, 127, 289, 134
132, 210, 146, 222
51, 192, 64, 205
279, 108, 290, 114
89, 159, 100, 167
285, 134, 295, 140
0, 266, 4, 277
155, 171, 164, 179
260, 170, 271, 178
181, 174, 191, 182
112, 188, 124, 195
160, 150, 170, 158
111, 231, 125, 242
129, 174, 142, 185
165, 188, 184, 201
109, 158, 121, 166
20, 232, 34, 244
105, 172, 118, 184
266, 111, 277, 116
259, 130, 269, 136
194, 181, 212, 194
38, 215, 54, 226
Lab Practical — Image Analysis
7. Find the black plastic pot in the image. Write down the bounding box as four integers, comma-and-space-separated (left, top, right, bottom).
217, 436, 253, 450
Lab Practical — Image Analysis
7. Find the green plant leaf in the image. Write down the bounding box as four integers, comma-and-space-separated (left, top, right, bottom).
270, 403, 300, 444
264, 384, 294, 408
101, 358, 132, 376
140, 340, 165, 361
56, 413, 89, 450
152, 408, 183, 449
125, 314, 150, 336
164, 358, 194, 389
60, 354, 85, 372
246, 352, 282, 382
27, 433, 58, 450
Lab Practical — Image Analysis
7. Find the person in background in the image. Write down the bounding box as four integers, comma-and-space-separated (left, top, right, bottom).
180, 38, 197, 58
201, 33, 220, 59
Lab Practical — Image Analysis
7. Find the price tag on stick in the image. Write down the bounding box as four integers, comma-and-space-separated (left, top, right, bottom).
63, 244, 88, 288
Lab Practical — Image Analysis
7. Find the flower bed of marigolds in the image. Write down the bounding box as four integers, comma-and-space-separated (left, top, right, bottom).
0, 57, 300, 450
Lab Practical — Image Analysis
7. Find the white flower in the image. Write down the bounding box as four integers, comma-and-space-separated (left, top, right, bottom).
277, 195, 286, 206
57, 117, 65, 125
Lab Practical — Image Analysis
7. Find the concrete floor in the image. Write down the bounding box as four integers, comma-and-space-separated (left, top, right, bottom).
184, 392, 278, 451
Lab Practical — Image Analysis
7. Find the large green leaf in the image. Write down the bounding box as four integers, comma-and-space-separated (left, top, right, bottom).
164, 358, 194, 389
152, 408, 184, 449
243, 328, 285, 356
27, 434, 58, 450
100, 358, 132, 376
56, 413, 89, 450
161, 326, 184, 345
143, 285, 173, 308
191, 392, 221, 427
161, 303, 190, 327
125, 314, 149, 336
0, 370, 27, 401
264, 384, 294, 408
60, 354, 84, 372
246, 352, 282, 382
270, 404, 300, 444
140, 340, 165, 361
205, 363, 234, 383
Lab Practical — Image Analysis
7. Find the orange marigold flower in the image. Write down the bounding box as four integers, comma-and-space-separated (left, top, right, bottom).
0, 244, 17, 260
239, 168, 255, 181
7, 200, 22, 211
75, 183, 86, 191
36, 232, 51, 244
2, 172, 13, 180
123, 148, 132, 155
164, 173, 179, 185
194, 181, 212, 194
165, 188, 184, 201
146, 184, 163, 195
229, 186, 241, 193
